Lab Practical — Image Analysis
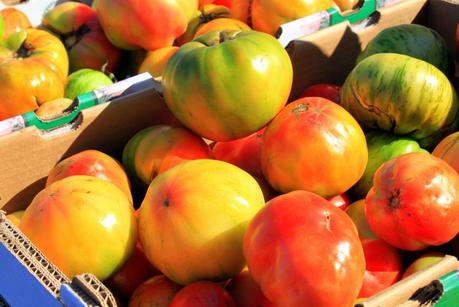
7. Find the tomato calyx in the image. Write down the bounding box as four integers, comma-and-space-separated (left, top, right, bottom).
204, 30, 240, 46
200, 5, 230, 23
15, 41, 33, 58
292, 103, 309, 114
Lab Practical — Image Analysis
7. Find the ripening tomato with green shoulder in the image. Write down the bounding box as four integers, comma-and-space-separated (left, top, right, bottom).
96, 0, 198, 50
231, 0, 333, 35
365, 152, 459, 251
0, 28, 68, 120
163, 29, 293, 141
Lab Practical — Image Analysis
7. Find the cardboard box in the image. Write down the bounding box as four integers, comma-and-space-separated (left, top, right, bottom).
0, 0, 458, 306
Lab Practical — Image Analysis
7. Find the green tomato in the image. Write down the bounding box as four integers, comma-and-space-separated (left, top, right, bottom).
162, 30, 293, 142
64, 68, 113, 100
351, 131, 428, 199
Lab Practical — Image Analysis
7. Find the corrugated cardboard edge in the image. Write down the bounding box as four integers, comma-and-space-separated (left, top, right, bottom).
71, 274, 117, 307
0, 211, 69, 300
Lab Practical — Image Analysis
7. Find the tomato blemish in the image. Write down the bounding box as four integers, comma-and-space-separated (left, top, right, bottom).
163, 198, 170, 207
389, 190, 401, 209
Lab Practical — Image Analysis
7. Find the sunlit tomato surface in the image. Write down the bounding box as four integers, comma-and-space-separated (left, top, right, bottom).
138, 159, 265, 285
162, 30, 293, 141
122, 125, 212, 187
20, 176, 137, 281
358, 239, 403, 298
231, 0, 333, 35
0, 28, 68, 120
170, 281, 236, 307
300, 83, 341, 103
365, 152, 459, 251
138, 46, 179, 78
96, 0, 198, 50
0, 8, 31, 40
212, 128, 265, 178
243, 190, 365, 306
46, 149, 133, 203
128, 275, 182, 307
226, 269, 273, 307
193, 18, 250, 38
42, 2, 120, 73
261, 97, 368, 198
333, 0, 360, 11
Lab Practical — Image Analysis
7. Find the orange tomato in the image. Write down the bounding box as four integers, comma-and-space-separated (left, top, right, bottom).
193, 17, 250, 38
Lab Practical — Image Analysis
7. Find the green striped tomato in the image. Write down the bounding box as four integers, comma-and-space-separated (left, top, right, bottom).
162, 30, 293, 142
341, 53, 459, 149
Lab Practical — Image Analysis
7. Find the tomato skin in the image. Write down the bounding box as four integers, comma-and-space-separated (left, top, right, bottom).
261, 97, 368, 198
163, 30, 293, 141
138, 159, 265, 285
365, 152, 459, 251
46, 149, 133, 204
138, 46, 179, 78
243, 190, 365, 307
0, 29, 68, 120
358, 239, 402, 298
212, 128, 265, 178
300, 83, 341, 103
170, 281, 235, 307
42, 2, 120, 73
193, 18, 250, 38
95, 0, 198, 50
328, 192, 351, 211
0, 8, 31, 40
432, 131, 459, 173
231, 0, 333, 35
226, 270, 273, 307
20, 176, 137, 281
128, 275, 182, 307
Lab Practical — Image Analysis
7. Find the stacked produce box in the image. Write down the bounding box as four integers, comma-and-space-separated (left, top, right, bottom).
0, 0, 459, 306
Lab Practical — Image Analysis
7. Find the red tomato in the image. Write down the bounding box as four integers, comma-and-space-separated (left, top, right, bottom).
261, 97, 368, 198
243, 190, 365, 306
300, 83, 341, 103
328, 192, 352, 211
105, 241, 160, 301
226, 270, 273, 307
128, 275, 182, 307
170, 281, 235, 307
365, 152, 459, 251
358, 239, 403, 298
214, 0, 231, 8
212, 128, 265, 178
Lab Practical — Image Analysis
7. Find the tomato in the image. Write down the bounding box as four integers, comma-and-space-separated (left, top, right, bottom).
46, 149, 133, 204
0, 7, 31, 40
231, 0, 333, 35
42, 2, 120, 73
328, 192, 352, 211
346, 199, 378, 240
243, 190, 365, 306
299, 83, 341, 103
105, 241, 160, 301
365, 152, 459, 251
358, 239, 403, 298
163, 30, 293, 141
128, 275, 182, 307
212, 128, 265, 178
96, 0, 198, 50
226, 269, 273, 307
193, 18, 250, 39
122, 125, 212, 187
170, 281, 235, 307
432, 131, 459, 173
20, 176, 137, 281
138, 159, 265, 285
0, 29, 68, 120
214, 0, 231, 8
261, 97, 368, 198
333, 0, 360, 11
34, 98, 72, 119
138, 46, 179, 78
402, 252, 444, 279
176, 4, 231, 46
